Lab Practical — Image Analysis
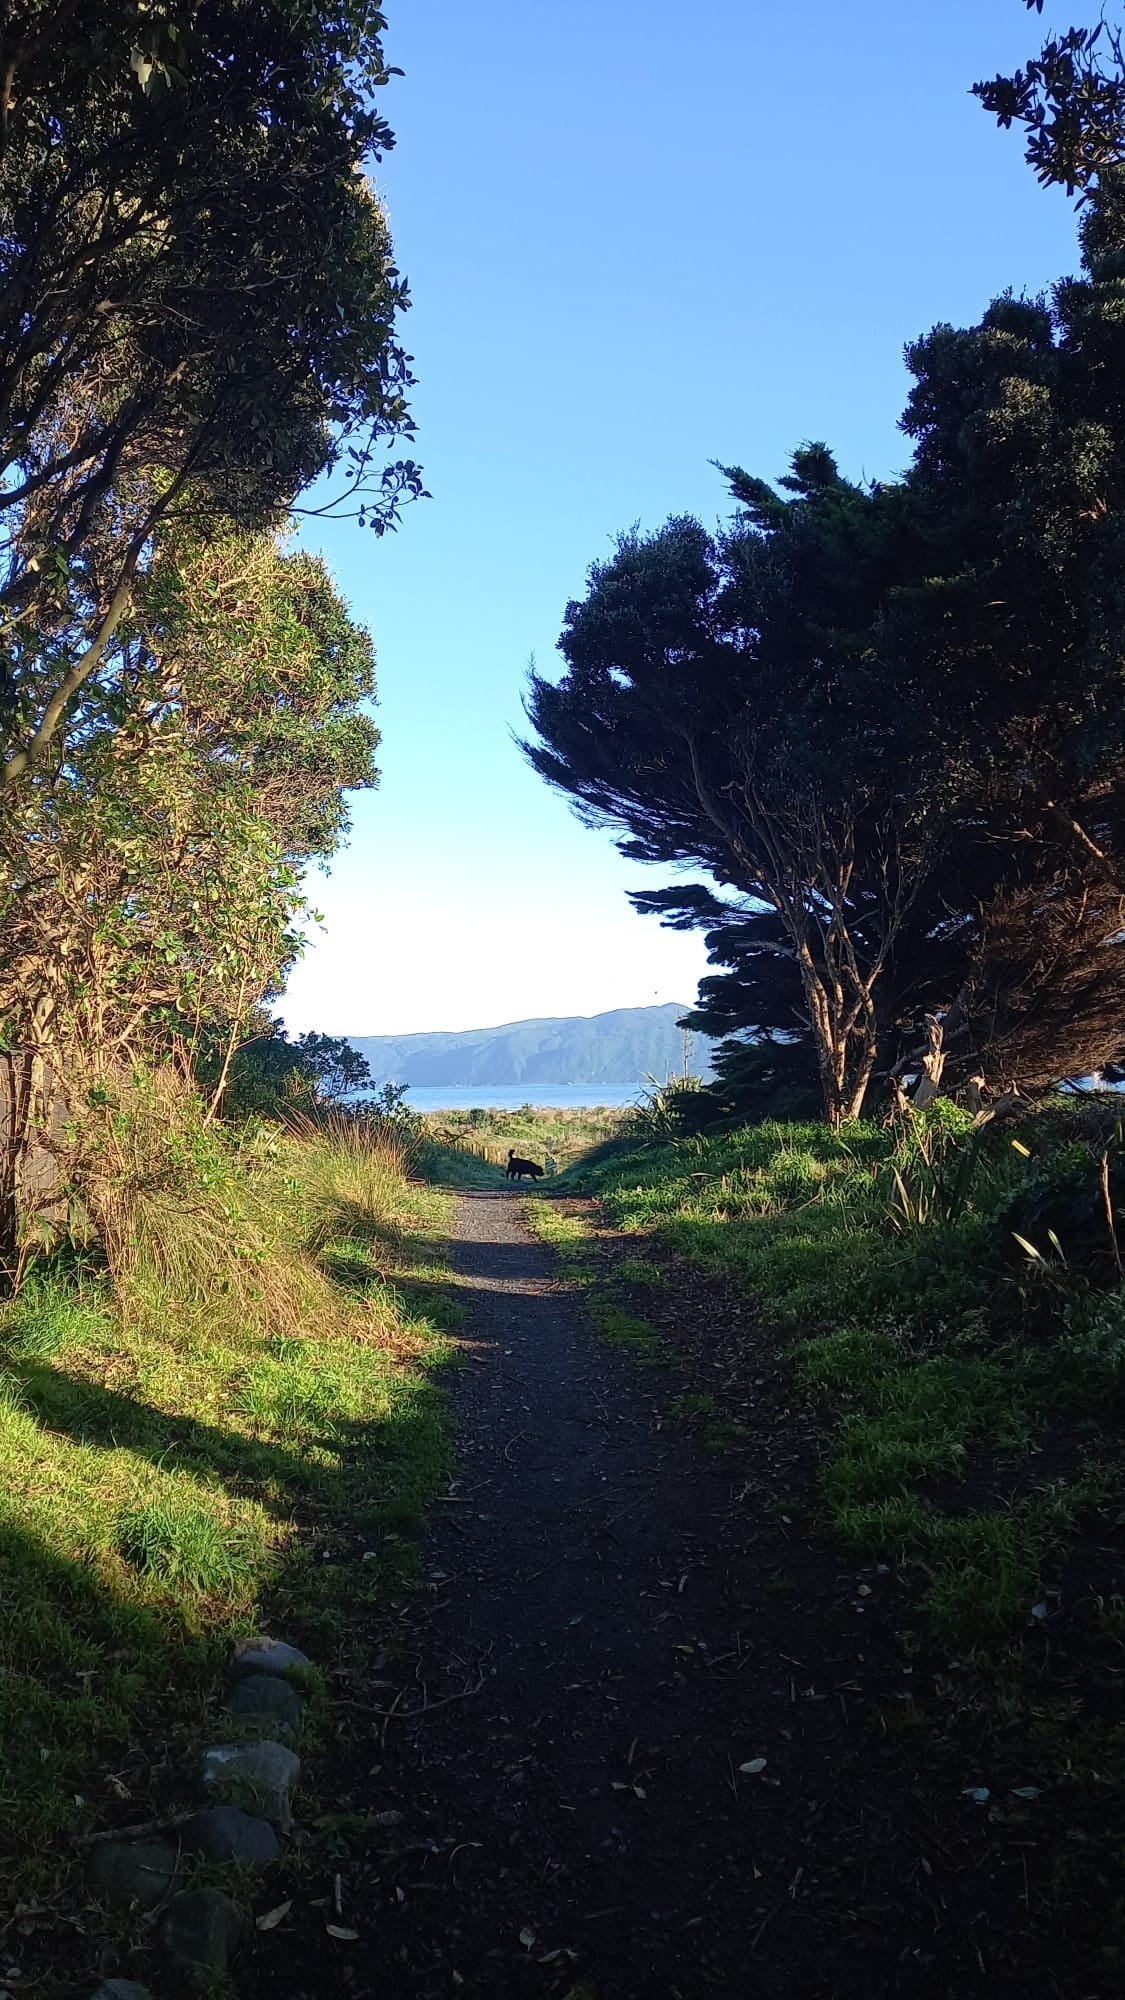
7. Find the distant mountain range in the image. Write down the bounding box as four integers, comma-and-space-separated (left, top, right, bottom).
346, 1003, 711, 1089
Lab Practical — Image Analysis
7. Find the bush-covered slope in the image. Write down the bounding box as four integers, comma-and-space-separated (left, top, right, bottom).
347, 1003, 711, 1088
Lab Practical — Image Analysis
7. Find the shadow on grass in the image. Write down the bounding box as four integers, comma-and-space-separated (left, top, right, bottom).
10, 1353, 452, 1524
0, 1510, 226, 1837
0, 1178, 462, 1874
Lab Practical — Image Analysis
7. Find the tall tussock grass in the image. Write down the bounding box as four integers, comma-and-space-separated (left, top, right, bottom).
49, 1070, 425, 1348
283, 1106, 416, 1261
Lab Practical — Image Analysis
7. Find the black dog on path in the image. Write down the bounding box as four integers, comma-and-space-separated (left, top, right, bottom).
506, 1149, 545, 1181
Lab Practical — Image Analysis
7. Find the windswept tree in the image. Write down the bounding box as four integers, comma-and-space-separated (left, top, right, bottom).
526, 9, 1125, 1124
525, 457, 947, 1127
0, 0, 419, 789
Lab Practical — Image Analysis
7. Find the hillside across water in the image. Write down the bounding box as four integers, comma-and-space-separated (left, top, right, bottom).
346, 1002, 711, 1089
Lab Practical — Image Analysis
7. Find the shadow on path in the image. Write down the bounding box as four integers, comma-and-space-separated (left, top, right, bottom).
244, 1189, 1038, 2000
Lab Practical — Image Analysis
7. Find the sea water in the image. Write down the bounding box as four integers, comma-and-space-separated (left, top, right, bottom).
372, 1083, 645, 1113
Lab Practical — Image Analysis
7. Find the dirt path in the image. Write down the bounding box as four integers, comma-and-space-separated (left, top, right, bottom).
375, 1185, 806, 1998
252, 1190, 1105, 2000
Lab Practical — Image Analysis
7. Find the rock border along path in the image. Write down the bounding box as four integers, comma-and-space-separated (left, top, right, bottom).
83, 1635, 310, 1991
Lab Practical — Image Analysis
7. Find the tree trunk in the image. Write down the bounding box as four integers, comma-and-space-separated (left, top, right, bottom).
910, 1013, 946, 1109
0, 1047, 32, 1272
797, 955, 878, 1129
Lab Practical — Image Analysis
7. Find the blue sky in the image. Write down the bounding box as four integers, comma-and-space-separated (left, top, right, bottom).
283, 0, 1097, 1038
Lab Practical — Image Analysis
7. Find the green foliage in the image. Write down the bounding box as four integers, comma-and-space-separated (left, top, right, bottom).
525, 39, 1125, 1118
212, 1022, 374, 1119
1, 0, 419, 788
574, 1102, 1125, 1647
974, 11, 1125, 194
1001, 1130, 1125, 1285
0, 526, 382, 1249
629, 1074, 718, 1141
882, 1111, 989, 1234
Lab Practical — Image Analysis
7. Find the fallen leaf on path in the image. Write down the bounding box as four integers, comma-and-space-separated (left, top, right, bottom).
739, 1757, 768, 1775
961, 1787, 990, 1804
326, 1925, 360, 1941
519, 1926, 536, 1949
256, 1903, 291, 1932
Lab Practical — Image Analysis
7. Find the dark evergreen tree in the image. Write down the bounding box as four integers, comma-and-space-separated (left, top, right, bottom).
526, 154, 1125, 1118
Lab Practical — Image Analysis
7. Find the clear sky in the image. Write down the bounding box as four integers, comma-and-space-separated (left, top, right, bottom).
281, 0, 1098, 1038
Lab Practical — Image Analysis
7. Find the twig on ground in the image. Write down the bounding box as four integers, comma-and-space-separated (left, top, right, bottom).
520, 1494, 649, 1584
343, 1672, 486, 1724
74, 1810, 196, 1848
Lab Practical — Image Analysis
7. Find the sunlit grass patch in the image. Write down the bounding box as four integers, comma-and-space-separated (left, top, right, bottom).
588, 1298, 670, 1364
426, 1103, 631, 1175
525, 1199, 671, 1359
0, 1110, 458, 1881
116, 1496, 263, 1599
571, 1108, 1124, 1649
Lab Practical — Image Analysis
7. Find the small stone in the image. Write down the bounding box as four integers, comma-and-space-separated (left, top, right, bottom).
91, 1982, 156, 2000
179, 1806, 280, 1870
225, 1673, 303, 1743
86, 1840, 178, 1910
162, 1888, 242, 1979
202, 1741, 300, 1831
231, 1636, 310, 1681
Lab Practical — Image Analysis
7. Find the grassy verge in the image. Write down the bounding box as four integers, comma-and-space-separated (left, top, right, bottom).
423, 1102, 631, 1173
525, 1198, 672, 1363
0, 1109, 460, 1928
559, 1104, 1125, 1927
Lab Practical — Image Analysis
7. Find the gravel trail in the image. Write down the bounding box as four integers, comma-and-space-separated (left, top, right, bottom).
250, 1188, 1065, 2000
356, 1190, 872, 2000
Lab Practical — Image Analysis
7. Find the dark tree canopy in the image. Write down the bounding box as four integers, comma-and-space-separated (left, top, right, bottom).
0, 0, 420, 786
974, 4, 1125, 194
526, 145, 1125, 1118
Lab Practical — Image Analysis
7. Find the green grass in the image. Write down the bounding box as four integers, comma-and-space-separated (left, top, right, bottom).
0, 1113, 458, 1903
525, 1198, 672, 1362
424, 1102, 632, 1174
547, 1104, 1125, 1952
567, 1103, 1125, 1713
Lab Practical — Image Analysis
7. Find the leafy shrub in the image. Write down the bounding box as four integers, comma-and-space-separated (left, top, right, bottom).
1000, 1134, 1125, 1285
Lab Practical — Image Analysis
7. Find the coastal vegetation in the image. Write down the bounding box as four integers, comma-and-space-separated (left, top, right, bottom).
0, 1105, 459, 1910
0, 5, 448, 1964
422, 1101, 631, 1171
525, 9, 1125, 1129
7, 1, 1125, 1991
525, 1091, 1125, 1953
